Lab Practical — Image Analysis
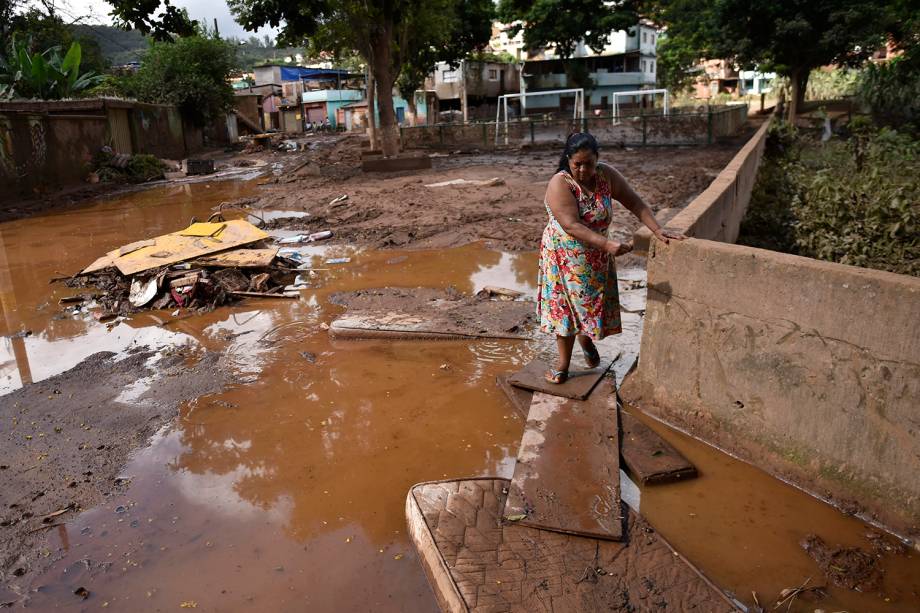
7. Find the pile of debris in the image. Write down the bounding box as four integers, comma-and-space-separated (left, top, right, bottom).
61, 218, 329, 321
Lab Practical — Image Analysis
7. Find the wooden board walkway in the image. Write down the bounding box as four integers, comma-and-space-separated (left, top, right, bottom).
406, 478, 742, 612
506, 358, 614, 400
502, 381, 622, 541
620, 411, 699, 484
496, 375, 698, 486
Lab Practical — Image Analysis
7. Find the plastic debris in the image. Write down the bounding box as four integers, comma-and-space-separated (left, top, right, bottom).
325, 257, 351, 265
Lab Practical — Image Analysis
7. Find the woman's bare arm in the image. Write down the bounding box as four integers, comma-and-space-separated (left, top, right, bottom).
601, 163, 685, 243
545, 175, 630, 254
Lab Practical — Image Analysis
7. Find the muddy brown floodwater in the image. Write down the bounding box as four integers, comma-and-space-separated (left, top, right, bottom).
1, 174, 918, 612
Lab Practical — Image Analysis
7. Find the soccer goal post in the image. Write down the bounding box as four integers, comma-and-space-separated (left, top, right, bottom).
611, 88, 670, 124
494, 88, 585, 145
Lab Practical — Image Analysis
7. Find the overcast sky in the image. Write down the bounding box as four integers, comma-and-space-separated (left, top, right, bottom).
41, 0, 281, 40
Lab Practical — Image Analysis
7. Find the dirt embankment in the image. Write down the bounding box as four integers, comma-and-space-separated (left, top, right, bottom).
0, 348, 229, 600
253, 139, 743, 252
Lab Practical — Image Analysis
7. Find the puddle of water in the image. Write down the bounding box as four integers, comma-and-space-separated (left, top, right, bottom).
1, 178, 918, 612
631, 407, 920, 612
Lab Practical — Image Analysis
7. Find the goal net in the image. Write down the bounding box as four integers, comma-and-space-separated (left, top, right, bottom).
494, 88, 585, 145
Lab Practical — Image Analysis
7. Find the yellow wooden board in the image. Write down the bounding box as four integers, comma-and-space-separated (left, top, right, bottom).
190, 248, 279, 268
80, 220, 268, 276
179, 222, 227, 238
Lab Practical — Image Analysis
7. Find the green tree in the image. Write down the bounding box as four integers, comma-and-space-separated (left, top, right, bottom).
654, 32, 701, 95
647, 0, 895, 119
104, 0, 197, 41
229, 0, 492, 155
120, 35, 236, 126
396, 0, 494, 126
4, 9, 110, 74
497, 0, 639, 58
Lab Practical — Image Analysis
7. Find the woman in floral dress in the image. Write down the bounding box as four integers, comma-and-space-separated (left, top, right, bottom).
538, 132, 684, 383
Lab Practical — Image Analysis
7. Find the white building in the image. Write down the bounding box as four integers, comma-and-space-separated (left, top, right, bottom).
490, 21, 662, 112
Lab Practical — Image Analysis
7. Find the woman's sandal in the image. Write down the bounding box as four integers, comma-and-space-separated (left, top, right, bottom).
544, 369, 568, 384
582, 341, 601, 369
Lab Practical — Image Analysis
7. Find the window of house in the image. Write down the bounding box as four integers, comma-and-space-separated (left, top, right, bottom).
488, 68, 498, 81
442, 69, 459, 83
650, 61, 655, 73
642, 32, 647, 43
652, 33, 656, 44
641, 60, 646, 72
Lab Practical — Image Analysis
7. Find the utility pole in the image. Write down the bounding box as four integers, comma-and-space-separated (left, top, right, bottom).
460, 60, 468, 123
213, 18, 219, 38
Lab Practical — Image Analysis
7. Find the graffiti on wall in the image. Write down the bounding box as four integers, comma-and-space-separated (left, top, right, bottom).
28, 116, 47, 169
0, 117, 14, 178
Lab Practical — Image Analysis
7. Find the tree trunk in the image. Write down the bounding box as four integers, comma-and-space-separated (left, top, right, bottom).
797, 70, 810, 109
787, 67, 809, 122
406, 93, 418, 127
788, 76, 798, 122
369, 34, 400, 157
366, 70, 378, 151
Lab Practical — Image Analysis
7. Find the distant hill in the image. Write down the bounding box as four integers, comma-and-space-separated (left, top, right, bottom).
70, 25, 148, 64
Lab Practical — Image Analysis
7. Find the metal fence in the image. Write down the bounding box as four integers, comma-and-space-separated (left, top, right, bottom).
400, 104, 749, 150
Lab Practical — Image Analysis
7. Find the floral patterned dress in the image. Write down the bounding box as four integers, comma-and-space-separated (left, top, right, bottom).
537, 169, 622, 340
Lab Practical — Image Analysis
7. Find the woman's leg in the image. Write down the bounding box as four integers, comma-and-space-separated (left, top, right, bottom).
554, 334, 577, 372
576, 334, 600, 368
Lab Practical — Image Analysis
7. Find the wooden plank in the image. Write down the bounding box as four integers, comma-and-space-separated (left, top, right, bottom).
495, 374, 531, 416
179, 222, 226, 237
190, 247, 278, 268
503, 381, 623, 540
83, 219, 268, 276
507, 357, 616, 401
620, 412, 698, 485
497, 376, 699, 486
407, 478, 742, 612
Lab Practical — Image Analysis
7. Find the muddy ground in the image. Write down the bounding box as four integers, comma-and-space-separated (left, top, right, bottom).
0, 348, 229, 599
0, 132, 750, 604
251, 135, 745, 251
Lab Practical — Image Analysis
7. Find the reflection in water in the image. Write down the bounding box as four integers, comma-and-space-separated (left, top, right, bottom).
3, 180, 917, 612
0, 182, 538, 610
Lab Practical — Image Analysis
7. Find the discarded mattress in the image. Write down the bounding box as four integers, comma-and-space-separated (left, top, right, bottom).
406, 478, 742, 612
503, 383, 622, 540
329, 287, 535, 340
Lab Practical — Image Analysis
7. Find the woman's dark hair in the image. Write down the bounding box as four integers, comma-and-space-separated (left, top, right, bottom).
557, 132, 599, 174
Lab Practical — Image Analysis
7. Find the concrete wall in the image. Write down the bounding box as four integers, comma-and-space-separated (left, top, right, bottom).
633, 111, 766, 252
0, 99, 222, 204
401, 105, 747, 150
624, 240, 920, 532
623, 113, 920, 534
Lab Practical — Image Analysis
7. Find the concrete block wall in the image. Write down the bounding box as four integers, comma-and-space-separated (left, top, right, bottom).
623, 113, 920, 534
633, 114, 769, 252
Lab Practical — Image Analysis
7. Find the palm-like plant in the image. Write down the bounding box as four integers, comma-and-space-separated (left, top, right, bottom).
0, 37, 104, 100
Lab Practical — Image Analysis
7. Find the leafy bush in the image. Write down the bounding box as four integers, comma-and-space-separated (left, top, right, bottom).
119, 35, 236, 126
856, 52, 920, 131
0, 38, 103, 100
93, 149, 167, 183
739, 121, 920, 276
806, 67, 859, 100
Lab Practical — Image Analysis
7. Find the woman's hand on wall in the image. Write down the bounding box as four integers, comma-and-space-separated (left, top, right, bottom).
653, 229, 686, 244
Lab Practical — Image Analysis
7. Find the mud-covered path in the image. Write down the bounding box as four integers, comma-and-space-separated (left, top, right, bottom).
1, 145, 919, 612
